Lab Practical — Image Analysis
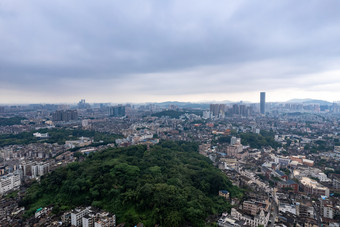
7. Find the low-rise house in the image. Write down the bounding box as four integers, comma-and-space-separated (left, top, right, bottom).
300, 177, 330, 197
277, 179, 299, 193
231, 208, 270, 227
219, 190, 230, 199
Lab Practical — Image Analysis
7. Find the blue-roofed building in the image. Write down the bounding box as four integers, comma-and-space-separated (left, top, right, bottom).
219, 190, 230, 199
274, 169, 288, 180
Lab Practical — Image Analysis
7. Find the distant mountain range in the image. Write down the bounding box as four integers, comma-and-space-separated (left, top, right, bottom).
155, 101, 210, 109
117, 99, 334, 108
154, 99, 333, 107
286, 99, 332, 105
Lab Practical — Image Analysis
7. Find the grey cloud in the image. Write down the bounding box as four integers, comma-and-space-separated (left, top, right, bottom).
1, 0, 340, 102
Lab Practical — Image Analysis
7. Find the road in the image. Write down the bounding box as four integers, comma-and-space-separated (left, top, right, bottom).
313, 202, 322, 227
268, 194, 278, 227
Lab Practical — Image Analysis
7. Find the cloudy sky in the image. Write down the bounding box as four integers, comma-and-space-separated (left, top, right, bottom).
1, 0, 340, 104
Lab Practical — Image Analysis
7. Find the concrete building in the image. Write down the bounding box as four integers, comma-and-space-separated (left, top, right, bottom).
242, 200, 270, 217
243, 201, 260, 216
274, 156, 290, 166
290, 155, 306, 164
108, 106, 125, 117
37, 163, 50, 176
226, 145, 243, 157
218, 213, 244, 227
277, 180, 299, 193
320, 198, 334, 220
260, 92, 266, 114
33, 132, 49, 138
230, 137, 241, 146
202, 111, 211, 119
71, 207, 90, 227
94, 214, 116, 227
0, 171, 21, 194
83, 213, 96, 227
311, 172, 330, 182
331, 174, 340, 189
35, 207, 52, 219
279, 204, 297, 215
52, 110, 78, 122
210, 104, 226, 118
22, 162, 50, 179
65, 137, 92, 149
231, 208, 270, 227
302, 159, 314, 167
82, 119, 91, 129
298, 203, 314, 218
300, 177, 330, 197
323, 205, 334, 219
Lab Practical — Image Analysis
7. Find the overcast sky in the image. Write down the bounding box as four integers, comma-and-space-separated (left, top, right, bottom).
1, 0, 340, 104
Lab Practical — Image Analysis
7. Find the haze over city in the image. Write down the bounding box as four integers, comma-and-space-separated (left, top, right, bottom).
1, 0, 340, 104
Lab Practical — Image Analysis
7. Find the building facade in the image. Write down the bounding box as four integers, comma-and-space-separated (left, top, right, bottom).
52, 110, 78, 121
0, 172, 21, 194
108, 106, 126, 117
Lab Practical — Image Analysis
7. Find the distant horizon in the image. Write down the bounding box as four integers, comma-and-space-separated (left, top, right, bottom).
0, 97, 338, 106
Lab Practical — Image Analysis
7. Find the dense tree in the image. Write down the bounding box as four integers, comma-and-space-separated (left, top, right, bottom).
0, 128, 122, 147
240, 131, 280, 149
152, 110, 203, 119
0, 117, 25, 126
21, 141, 242, 226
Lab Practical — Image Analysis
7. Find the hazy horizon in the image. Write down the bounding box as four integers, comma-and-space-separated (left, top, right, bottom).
2, 1, 340, 103
0, 97, 337, 106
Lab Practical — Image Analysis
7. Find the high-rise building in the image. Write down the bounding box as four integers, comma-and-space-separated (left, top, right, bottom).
108, 106, 126, 117
260, 92, 266, 114
232, 104, 240, 115
209, 104, 226, 117
78, 99, 90, 109
52, 110, 78, 121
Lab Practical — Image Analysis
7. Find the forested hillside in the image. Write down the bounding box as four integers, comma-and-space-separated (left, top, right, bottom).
22, 141, 242, 226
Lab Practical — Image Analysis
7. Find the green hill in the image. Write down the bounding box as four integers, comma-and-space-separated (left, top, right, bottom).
21, 141, 242, 226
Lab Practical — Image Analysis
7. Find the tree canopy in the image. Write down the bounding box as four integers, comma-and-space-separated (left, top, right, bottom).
0, 128, 122, 147
0, 116, 25, 126
152, 110, 203, 119
240, 131, 280, 149
21, 141, 242, 226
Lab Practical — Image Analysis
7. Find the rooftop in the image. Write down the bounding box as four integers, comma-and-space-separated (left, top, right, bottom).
300, 177, 328, 190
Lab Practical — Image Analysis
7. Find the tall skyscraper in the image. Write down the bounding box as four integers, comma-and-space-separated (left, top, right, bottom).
260, 92, 266, 114
209, 104, 226, 118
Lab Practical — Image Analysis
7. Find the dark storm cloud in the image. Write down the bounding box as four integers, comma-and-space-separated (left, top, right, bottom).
1, 0, 340, 102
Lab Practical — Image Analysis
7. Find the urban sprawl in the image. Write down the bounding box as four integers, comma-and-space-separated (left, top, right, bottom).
0, 94, 340, 227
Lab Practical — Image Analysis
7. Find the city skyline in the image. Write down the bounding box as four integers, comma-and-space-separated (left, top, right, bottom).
0, 98, 336, 106
2, 1, 340, 103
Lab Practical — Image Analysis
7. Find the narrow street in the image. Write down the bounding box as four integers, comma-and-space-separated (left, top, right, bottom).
269, 195, 278, 227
